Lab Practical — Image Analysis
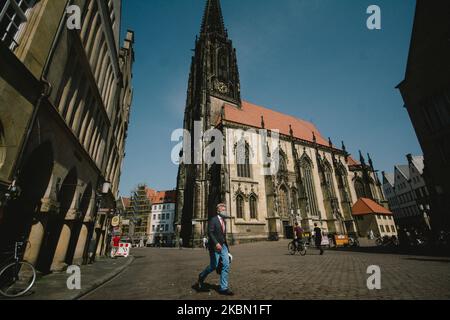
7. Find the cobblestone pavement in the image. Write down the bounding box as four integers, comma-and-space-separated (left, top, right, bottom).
9, 256, 134, 300
81, 241, 450, 300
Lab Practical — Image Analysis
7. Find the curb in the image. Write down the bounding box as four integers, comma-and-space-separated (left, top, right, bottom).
73, 256, 135, 300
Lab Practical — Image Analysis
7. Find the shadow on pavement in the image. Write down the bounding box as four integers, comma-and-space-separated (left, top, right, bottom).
329, 246, 450, 258
191, 283, 220, 293
403, 257, 450, 263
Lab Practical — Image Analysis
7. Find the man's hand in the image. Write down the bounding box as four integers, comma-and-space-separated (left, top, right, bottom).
216, 243, 223, 252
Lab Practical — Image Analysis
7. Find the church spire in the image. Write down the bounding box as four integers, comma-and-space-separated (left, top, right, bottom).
201, 0, 227, 37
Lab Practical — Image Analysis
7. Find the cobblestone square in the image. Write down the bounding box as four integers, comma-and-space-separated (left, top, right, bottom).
82, 241, 450, 300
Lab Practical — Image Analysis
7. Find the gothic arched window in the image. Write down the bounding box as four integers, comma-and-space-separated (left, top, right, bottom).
324, 162, 337, 198
336, 165, 352, 203
280, 154, 287, 172
237, 144, 251, 178
279, 186, 289, 217
249, 196, 258, 220
217, 49, 228, 80
236, 195, 244, 219
300, 158, 319, 217
354, 179, 366, 199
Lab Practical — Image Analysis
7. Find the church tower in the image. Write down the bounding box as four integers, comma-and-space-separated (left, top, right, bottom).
175, 0, 241, 246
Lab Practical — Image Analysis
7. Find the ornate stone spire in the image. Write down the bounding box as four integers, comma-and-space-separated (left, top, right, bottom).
200, 0, 227, 37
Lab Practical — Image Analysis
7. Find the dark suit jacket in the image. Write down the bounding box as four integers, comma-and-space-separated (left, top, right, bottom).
208, 215, 227, 251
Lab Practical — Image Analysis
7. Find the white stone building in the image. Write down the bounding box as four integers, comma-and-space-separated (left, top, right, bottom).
148, 191, 176, 245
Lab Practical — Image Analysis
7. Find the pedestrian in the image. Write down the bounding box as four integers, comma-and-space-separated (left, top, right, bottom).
314, 223, 324, 255
197, 203, 234, 296
179, 237, 183, 250
112, 234, 121, 258
87, 237, 97, 264
293, 223, 304, 249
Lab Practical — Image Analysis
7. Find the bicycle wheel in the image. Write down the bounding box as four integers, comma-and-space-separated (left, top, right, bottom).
299, 245, 307, 256
288, 242, 296, 255
0, 262, 36, 298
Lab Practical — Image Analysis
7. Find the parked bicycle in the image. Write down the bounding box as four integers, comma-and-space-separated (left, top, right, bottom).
288, 239, 307, 256
0, 241, 36, 298
376, 235, 399, 247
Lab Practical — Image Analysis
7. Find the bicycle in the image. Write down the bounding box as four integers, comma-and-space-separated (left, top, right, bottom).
288, 239, 307, 256
0, 241, 36, 298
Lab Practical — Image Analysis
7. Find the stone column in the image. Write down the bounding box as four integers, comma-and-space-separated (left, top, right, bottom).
24, 220, 45, 266
96, 232, 104, 256
50, 223, 71, 272
72, 224, 88, 265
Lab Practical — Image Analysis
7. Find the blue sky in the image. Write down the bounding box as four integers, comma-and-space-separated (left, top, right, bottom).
118, 0, 420, 196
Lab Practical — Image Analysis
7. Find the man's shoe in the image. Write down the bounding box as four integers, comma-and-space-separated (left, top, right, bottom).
198, 275, 206, 290
218, 289, 234, 296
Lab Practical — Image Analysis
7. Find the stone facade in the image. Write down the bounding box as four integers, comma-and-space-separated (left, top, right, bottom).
382, 155, 431, 232
397, 0, 450, 237
0, 0, 134, 273
175, 0, 387, 246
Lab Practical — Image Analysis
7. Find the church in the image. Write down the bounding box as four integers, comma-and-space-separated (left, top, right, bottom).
175, 0, 386, 245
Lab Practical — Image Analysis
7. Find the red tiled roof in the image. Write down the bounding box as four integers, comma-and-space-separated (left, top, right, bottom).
352, 198, 392, 216
148, 190, 177, 204
347, 156, 360, 167
145, 188, 157, 200
223, 101, 332, 148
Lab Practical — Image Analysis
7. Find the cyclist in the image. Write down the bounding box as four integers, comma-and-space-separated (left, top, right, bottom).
293, 223, 304, 249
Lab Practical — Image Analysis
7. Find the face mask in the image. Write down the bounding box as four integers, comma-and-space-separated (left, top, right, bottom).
219, 211, 228, 217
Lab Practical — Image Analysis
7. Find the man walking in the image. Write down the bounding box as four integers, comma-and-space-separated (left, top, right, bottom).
197, 203, 234, 296
314, 223, 324, 255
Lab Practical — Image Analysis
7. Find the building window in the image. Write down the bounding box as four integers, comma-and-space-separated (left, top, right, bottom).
391, 225, 396, 233
354, 179, 366, 199
249, 196, 257, 220
236, 195, 244, 219
279, 154, 288, 173
279, 186, 289, 218
0, 0, 36, 50
217, 48, 228, 81
380, 225, 385, 233
237, 144, 251, 178
300, 158, 319, 217
152, 225, 155, 232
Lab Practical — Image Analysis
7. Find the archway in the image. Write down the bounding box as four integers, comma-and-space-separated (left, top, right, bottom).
65, 183, 92, 265
36, 168, 78, 273
0, 141, 54, 261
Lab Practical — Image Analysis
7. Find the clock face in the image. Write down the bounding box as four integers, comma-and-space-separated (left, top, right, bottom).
216, 81, 229, 94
